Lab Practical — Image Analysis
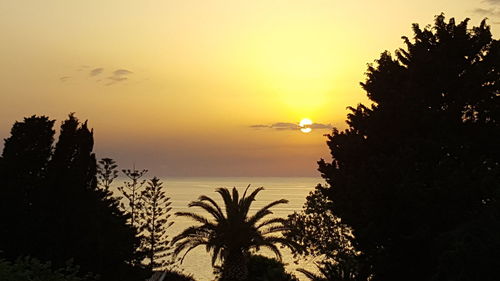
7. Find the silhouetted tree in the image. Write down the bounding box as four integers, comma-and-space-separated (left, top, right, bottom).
97, 158, 119, 191
0, 114, 146, 281
0, 116, 55, 258
119, 167, 148, 227
317, 15, 500, 281
172, 186, 298, 281
139, 177, 174, 272
246, 255, 299, 281
286, 187, 370, 281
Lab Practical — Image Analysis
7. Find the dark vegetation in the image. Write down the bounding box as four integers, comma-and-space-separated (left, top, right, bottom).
0, 114, 177, 280
246, 255, 299, 281
287, 14, 500, 281
1, 13, 499, 281
140, 177, 175, 271
0, 256, 96, 281
0, 114, 143, 281
172, 186, 298, 281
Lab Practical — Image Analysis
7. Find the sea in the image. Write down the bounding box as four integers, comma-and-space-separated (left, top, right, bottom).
112, 177, 324, 281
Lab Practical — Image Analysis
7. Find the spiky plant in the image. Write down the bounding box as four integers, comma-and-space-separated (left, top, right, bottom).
172, 186, 298, 281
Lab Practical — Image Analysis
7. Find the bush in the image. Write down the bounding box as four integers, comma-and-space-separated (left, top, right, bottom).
0, 256, 95, 281
246, 255, 298, 281
148, 269, 196, 281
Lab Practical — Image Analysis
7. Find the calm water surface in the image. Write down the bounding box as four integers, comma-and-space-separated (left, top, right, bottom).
114, 177, 324, 281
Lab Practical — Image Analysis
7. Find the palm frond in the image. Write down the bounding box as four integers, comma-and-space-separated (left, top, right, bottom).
171, 225, 211, 244
256, 217, 287, 230
179, 241, 207, 263
173, 237, 207, 258
188, 201, 225, 222
260, 225, 290, 235
198, 195, 225, 220
247, 199, 289, 225
240, 186, 264, 218
175, 211, 213, 225
216, 187, 238, 219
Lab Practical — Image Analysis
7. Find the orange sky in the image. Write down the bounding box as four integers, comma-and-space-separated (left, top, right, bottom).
0, 0, 497, 176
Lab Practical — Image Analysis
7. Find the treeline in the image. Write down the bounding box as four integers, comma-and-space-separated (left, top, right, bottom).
0, 114, 302, 281
0, 114, 181, 281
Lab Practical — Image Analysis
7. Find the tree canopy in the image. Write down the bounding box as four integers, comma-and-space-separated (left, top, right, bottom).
0, 114, 145, 281
316, 15, 500, 281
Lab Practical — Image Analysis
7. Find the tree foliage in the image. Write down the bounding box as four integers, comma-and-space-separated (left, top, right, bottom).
246, 255, 299, 281
119, 167, 148, 227
172, 186, 298, 281
317, 15, 500, 281
139, 177, 174, 272
0, 116, 55, 257
0, 114, 145, 281
0, 257, 95, 281
286, 186, 370, 281
97, 157, 119, 191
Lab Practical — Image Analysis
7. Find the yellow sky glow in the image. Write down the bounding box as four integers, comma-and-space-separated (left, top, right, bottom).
0, 0, 494, 176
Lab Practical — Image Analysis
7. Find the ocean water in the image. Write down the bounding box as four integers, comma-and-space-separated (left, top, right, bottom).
113, 177, 324, 281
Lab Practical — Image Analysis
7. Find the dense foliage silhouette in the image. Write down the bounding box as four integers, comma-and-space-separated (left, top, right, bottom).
0, 257, 95, 281
0, 114, 145, 281
97, 157, 119, 191
286, 187, 369, 281
245, 255, 298, 281
172, 186, 298, 281
315, 15, 500, 281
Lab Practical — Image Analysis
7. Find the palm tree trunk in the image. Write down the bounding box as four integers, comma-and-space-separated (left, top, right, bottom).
222, 252, 248, 281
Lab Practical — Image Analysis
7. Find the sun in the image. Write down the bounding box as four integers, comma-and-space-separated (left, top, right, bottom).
299, 118, 313, 133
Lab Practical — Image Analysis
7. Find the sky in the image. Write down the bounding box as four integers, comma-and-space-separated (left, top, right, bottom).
0, 0, 499, 177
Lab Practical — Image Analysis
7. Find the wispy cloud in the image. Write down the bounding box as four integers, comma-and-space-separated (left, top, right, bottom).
473, 1, 500, 21
249, 124, 269, 128
113, 69, 132, 76
60, 66, 135, 85
310, 123, 333, 129
250, 122, 333, 131
271, 122, 300, 130
484, 0, 500, 4
90, 67, 104, 76
106, 69, 133, 86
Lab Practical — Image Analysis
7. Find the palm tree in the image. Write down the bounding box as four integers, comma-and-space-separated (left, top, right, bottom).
171, 186, 298, 281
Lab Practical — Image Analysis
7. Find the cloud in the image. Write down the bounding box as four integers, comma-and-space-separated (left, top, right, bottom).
108, 76, 128, 82
484, 0, 500, 4
59, 76, 71, 82
89, 67, 104, 76
113, 69, 132, 76
271, 122, 300, 130
474, 1, 500, 20
473, 7, 499, 16
250, 122, 333, 131
59, 66, 135, 85
106, 69, 133, 85
249, 124, 269, 128
310, 123, 333, 129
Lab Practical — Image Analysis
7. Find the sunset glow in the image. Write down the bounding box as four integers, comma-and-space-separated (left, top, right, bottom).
0, 0, 494, 176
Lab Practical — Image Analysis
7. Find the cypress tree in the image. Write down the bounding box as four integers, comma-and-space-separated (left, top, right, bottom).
0, 116, 55, 258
